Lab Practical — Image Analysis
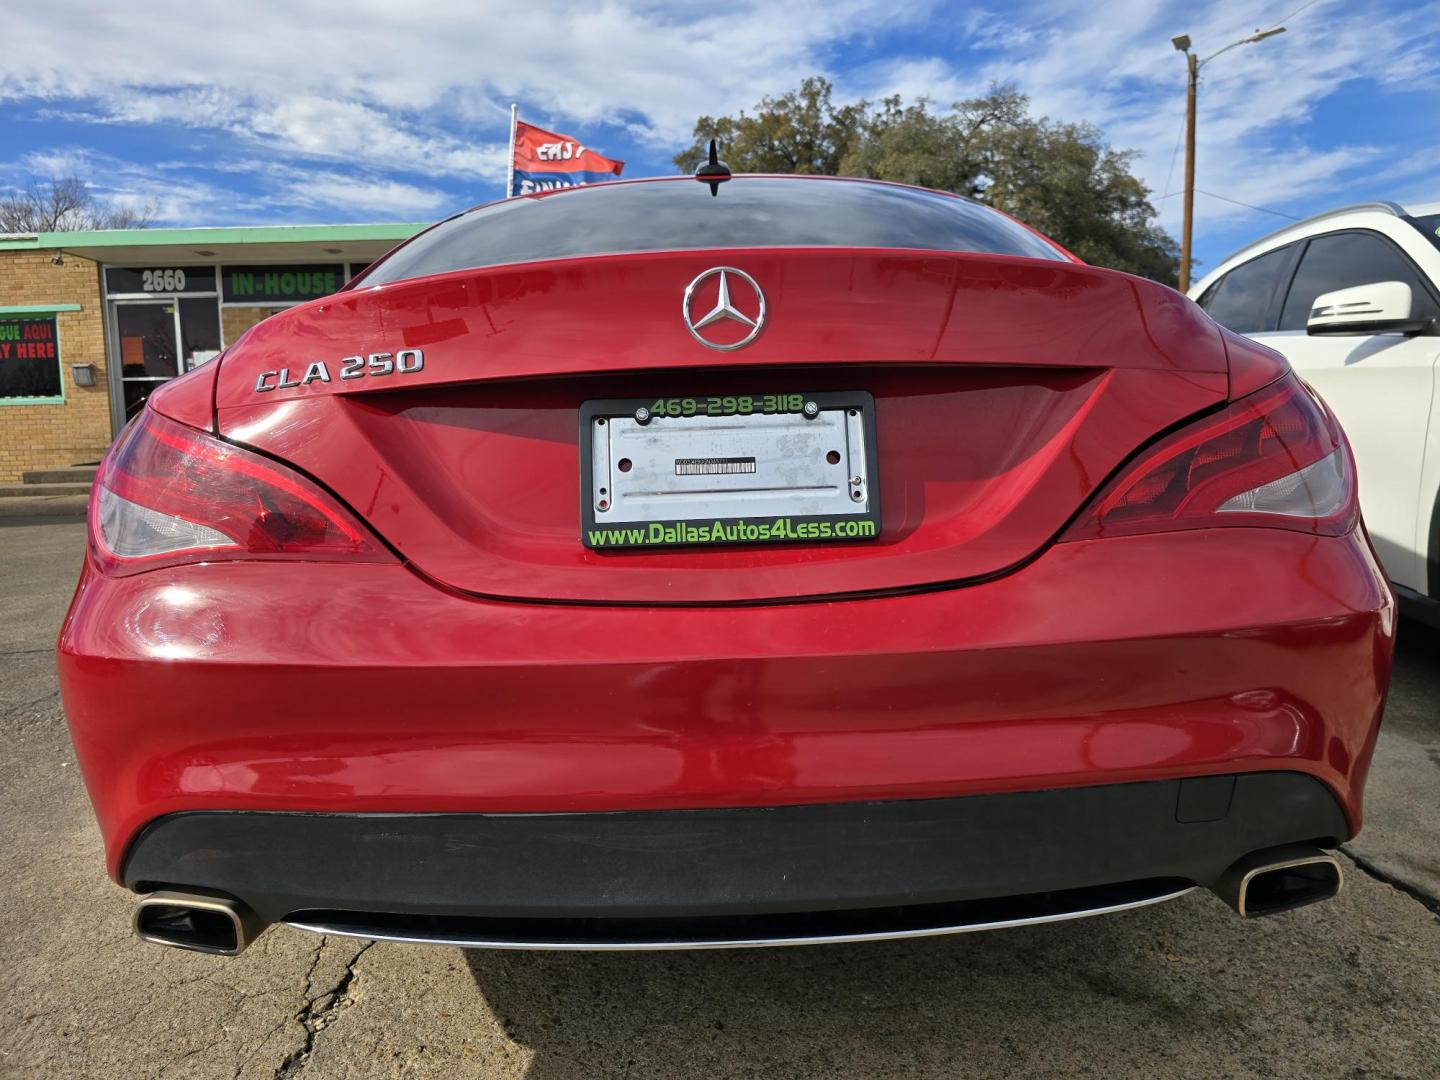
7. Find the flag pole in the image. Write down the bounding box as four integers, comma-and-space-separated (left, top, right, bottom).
505, 103, 518, 198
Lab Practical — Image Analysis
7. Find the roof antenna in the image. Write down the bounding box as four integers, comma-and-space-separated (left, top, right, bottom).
694, 138, 731, 197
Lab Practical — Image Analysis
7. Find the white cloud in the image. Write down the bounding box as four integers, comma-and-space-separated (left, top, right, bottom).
0, 0, 1434, 248
853, 58, 974, 107
0, 1, 929, 165
15, 149, 94, 179
862, 0, 1440, 238
279, 173, 454, 217
0, 1, 940, 226
3, 146, 450, 225
3, 148, 245, 222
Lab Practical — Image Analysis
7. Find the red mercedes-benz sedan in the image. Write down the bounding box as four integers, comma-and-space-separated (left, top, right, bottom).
58, 174, 1394, 956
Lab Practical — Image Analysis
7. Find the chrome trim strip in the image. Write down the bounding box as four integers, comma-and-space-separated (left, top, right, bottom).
284, 885, 1195, 952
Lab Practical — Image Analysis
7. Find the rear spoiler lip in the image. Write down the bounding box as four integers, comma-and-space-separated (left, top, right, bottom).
344, 244, 1082, 296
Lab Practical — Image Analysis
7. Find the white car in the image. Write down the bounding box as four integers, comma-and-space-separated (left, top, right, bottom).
1190, 200, 1440, 624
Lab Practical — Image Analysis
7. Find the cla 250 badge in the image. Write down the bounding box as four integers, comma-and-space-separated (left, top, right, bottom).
254, 349, 424, 393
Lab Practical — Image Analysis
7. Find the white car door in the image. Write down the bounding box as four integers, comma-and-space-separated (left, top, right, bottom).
1248, 230, 1440, 592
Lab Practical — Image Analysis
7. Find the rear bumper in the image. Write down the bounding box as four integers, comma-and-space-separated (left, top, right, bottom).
123, 773, 1347, 926
58, 525, 1394, 884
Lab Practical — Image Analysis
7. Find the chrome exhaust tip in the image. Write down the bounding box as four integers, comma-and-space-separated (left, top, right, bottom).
134, 890, 268, 955
1211, 844, 1343, 917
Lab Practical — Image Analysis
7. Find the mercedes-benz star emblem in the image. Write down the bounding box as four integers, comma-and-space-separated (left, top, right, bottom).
683, 267, 766, 351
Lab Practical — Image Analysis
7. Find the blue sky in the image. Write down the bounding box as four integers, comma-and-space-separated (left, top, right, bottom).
2, 0, 1437, 273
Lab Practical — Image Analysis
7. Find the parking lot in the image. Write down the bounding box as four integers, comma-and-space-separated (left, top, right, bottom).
2, 517, 1438, 1079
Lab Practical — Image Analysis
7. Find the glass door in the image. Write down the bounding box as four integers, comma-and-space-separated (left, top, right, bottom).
178, 297, 221, 371
112, 298, 222, 422
115, 302, 180, 421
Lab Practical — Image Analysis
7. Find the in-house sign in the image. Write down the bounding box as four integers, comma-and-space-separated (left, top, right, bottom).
223, 265, 347, 305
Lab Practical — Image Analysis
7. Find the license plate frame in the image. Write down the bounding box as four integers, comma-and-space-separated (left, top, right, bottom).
579, 390, 881, 550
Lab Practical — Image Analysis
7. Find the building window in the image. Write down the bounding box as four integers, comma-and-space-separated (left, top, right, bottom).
0, 310, 65, 405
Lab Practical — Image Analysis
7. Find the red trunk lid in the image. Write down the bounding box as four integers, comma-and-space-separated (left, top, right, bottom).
214, 249, 1226, 603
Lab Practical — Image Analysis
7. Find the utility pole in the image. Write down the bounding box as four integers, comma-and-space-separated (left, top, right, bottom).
1172, 25, 1287, 293
1180, 51, 1198, 293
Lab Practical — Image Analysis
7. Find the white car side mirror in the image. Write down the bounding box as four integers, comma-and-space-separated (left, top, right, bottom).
1306, 281, 1430, 336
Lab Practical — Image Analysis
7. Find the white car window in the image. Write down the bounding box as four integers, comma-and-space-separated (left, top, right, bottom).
1278, 231, 1439, 331
1197, 245, 1295, 334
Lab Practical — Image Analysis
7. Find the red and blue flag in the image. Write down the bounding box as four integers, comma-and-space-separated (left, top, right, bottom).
509, 118, 624, 197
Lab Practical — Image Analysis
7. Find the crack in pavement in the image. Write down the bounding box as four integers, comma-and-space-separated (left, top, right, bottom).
273, 938, 375, 1078
1342, 847, 1440, 918
0, 691, 60, 719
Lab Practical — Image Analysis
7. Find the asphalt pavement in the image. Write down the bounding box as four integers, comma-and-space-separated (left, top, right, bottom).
2, 518, 1438, 1079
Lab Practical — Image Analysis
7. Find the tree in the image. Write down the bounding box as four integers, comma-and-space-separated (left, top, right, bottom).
675, 80, 1180, 284
837, 87, 1028, 195
0, 176, 156, 233
976, 117, 1179, 283
679, 78, 865, 177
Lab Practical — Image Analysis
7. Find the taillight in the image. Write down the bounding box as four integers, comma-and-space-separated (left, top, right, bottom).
90, 409, 394, 575
1063, 373, 1356, 541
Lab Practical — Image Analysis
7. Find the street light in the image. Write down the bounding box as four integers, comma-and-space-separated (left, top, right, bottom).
1172, 25, 1287, 292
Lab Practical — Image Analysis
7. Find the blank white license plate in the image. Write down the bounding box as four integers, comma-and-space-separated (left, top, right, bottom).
580, 391, 880, 549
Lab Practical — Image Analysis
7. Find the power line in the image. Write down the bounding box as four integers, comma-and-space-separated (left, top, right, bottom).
1196, 188, 1299, 219
1265, 0, 1321, 32
1157, 188, 1299, 220
1160, 115, 1186, 201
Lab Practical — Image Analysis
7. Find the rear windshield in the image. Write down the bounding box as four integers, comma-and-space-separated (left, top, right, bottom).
359, 177, 1068, 286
